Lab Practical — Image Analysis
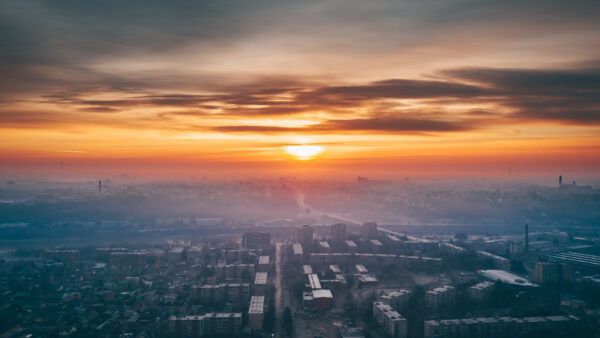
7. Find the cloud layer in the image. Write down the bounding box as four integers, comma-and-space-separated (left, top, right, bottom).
0, 0, 599, 146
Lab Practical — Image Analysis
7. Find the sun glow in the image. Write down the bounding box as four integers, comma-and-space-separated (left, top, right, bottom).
285, 145, 323, 160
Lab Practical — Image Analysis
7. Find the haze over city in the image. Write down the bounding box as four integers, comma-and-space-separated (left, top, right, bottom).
1, 1, 599, 338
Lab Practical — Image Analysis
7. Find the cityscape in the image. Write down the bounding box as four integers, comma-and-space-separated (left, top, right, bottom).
0, 178, 599, 337
1, 0, 600, 337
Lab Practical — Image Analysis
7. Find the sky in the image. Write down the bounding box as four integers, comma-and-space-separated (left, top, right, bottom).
1, 0, 599, 180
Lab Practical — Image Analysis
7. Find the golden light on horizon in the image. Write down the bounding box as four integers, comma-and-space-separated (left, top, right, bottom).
285, 145, 323, 160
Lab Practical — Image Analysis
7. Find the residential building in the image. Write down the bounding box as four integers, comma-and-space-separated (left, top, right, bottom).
242, 232, 271, 249
331, 223, 347, 242
373, 302, 407, 338
469, 281, 494, 302
362, 221, 378, 240
426, 285, 455, 308
380, 289, 411, 310
169, 313, 242, 337
248, 296, 264, 331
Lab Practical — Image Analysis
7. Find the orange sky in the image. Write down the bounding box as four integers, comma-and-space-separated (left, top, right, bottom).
1, 1, 599, 179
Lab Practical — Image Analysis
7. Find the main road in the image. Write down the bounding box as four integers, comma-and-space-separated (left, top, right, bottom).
274, 242, 284, 337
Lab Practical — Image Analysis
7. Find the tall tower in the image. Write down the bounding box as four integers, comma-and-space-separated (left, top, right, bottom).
361, 221, 378, 240
99, 180, 102, 193
559, 175, 562, 186
331, 223, 347, 243
298, 225, 313, 248
525, 224, 529, 252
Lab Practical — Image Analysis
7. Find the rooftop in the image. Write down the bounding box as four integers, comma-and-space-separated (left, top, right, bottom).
292, 243, 303, 255
546, 251, 600, 269
478, 269, 538, 287
249, 296, 264, 314
312, 289, 333, 299
254, 272, 268, 285
355, 264, 368, 273
329, 265, 341, 273
308, 273, 321, 289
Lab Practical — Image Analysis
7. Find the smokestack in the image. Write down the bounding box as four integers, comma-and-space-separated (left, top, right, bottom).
525, 224, 529, 252
559, 175, 562, 186
98, 180, 102, 193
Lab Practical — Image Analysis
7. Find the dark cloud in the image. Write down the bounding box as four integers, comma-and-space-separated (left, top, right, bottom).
78, 106, 121, 113
443, 66, 600, 123
212, 125, 299, 133
306, 79, 491, 102
316, 117, 473, 132
212, 116, 477, 134
1, 0, 599, 132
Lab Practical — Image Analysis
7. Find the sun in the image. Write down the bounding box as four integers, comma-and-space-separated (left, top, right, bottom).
285, 145, 323, 160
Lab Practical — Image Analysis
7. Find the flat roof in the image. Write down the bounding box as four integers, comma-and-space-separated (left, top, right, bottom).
319, 241, 330, 248
254, 272, 268, 285
303, 265, 313, 274
442, 242, 467, 252
345, 240, 357, 247
476, 250, 509, 262
470, 281, 494, 290
292, 243, 303, 255
370, 239, 383, 246
308, 273, 321, 289
355, 264, 368, 273
302, 291, 313, 301
329, 264, 341, 273
381, 289, 411, 298
358, 274, 377, 282
312, 289, 333, 299
249, 296, 265, 314
386, 234, 402, 242
546, 251, 600, 269
428, 285, 454, 294
258, 256, 270, 265
478, 269, 537, 287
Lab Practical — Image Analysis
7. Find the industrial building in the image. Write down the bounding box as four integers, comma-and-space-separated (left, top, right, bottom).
545, 250, 600, 271
478, 269, 537, 287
